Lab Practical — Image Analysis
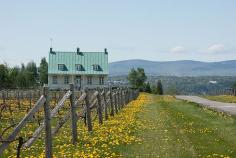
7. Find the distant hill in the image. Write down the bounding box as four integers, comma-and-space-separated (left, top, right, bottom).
109, 59, 236, 76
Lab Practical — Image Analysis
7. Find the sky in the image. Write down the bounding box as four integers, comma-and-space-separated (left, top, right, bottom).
0, 0, 236, 66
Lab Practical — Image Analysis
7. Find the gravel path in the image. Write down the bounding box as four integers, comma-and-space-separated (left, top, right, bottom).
176, 95, 236, 116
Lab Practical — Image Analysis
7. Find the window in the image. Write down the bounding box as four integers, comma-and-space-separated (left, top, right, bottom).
87, 76, 92, 85
52, 76, 57, 84
64, 76, 69, 84
75, 64, 83, 71
99, 77, 104, 85
93, 64, 99, 71
75, 76, 81, 84
58, 64, 65, 71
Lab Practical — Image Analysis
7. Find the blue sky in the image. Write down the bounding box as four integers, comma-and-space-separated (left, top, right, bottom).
0, 0, 236, 66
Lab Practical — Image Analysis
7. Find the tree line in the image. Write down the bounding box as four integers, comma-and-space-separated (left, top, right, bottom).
128, 68, 163, 95
0, 58, 48, 89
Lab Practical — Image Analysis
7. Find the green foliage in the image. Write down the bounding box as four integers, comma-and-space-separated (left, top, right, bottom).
156, 80, 163, 95
39, 57, 48, 85
144, 82, 152, 93
25, 61, 38, 87
0, 64, 9, 89
128, 68, 147, 91
16, 64, 28, 88
232, 83, 236, 89
111, 76, 236, 95
0, 58, 48, 89
152, 80, 163, 95
8, 66, 20, 88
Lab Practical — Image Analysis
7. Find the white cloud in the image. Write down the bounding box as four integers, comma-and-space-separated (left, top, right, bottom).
170, 46, 186, 53
208, 44, 225, 52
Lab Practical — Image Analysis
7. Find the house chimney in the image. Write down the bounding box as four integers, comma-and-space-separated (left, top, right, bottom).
104, 48, 108, 54
77, 47, 83, 55
77, 47, 80, 53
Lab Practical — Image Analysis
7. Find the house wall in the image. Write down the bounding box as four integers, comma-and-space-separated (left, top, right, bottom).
48, 74, 108, 90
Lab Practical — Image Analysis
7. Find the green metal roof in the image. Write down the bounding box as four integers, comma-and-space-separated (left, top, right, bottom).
48, 50, 108, 75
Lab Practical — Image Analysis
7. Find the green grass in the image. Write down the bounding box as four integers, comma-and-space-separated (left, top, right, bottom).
2, 95, 236, 157
203, 95, 236, 103
117, 95, 236, 158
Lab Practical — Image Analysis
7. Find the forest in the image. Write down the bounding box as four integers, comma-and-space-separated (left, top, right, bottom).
0, 58, 48, 89
109, 75, 236, 95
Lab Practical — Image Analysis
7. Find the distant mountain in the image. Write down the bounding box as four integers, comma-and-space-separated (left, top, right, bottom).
109, 59, 236, 76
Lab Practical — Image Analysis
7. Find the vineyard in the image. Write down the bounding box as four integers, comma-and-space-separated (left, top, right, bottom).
0, 85, 139, 157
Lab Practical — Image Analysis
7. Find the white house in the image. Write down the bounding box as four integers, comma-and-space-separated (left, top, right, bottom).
48, 48, 109, 90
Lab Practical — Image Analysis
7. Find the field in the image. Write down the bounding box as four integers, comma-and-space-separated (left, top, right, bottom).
1, 93, 236, 157
117, 95, 236, 157
0, 90, 142, 158
203, 95, 236, 103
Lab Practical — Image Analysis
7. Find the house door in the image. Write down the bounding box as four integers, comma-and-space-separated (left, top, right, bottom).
75, 76, 81, 89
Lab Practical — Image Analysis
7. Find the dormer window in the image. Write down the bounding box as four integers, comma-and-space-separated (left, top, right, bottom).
58, 64, 65, 71
93, 64, 100, 71
75, 64, 83, 71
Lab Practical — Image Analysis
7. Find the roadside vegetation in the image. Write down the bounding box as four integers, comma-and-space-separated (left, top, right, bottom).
117, 95, 236, 157
203, 95, 236, 103
128, 68, 164, 95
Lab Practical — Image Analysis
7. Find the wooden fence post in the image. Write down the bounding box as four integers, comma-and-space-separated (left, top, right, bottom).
2, 91, 6, 105
6, 90, 8, 100
29, 91, 32, 108
120, 89, 124, 108
117, 90, 121, 110
70, 84, 78, 144
114, 91, 118, 114
85, 88, 93, 132
126, 89, 129, 104
131, 90, 134, 100
17, 91, 20, 109
16, 137, 23, 158
43, 86, 53, 158
97, 90, 103, 124
110, 88, 114, 116
103, 88, 108, 120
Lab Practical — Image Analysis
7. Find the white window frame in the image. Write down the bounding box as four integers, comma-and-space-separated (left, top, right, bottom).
52, 76, 57, 84
87, 76, 92, 85
58, 64, 64, 71
99, 76, 104, 85
75, 64, 83, 71
64, 76, 69, 84
93, 64, 99, 71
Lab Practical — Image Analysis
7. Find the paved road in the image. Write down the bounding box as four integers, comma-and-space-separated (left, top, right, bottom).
176, 95, 236, 116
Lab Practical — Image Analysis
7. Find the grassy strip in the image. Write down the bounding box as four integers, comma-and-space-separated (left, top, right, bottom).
118, 95, 236, 158
203, 95, 236, 103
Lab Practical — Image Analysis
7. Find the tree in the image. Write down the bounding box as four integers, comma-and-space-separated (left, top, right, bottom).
144, 82, 151, 93
0, 64, 9, 89
16, 63, 28, 88
8, 66, 20, 88
156, 80, 163, 95
128, 68, 137, 88
128, 68, 147, 91
39, 57, 48, 85
25, 61, 38, 87
136, 68, 147, 89
232, 83, 236, 89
